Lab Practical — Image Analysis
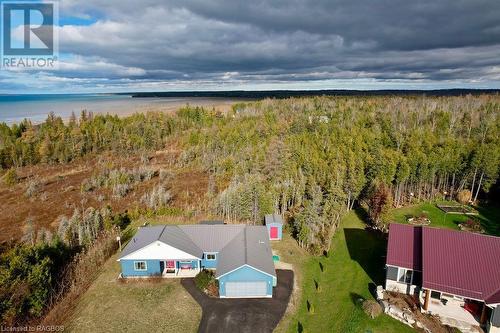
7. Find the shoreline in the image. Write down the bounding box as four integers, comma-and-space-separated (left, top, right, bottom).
0, 97, 251, 125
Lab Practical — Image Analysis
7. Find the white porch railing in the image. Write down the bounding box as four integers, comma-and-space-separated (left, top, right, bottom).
162, 260, 201, 278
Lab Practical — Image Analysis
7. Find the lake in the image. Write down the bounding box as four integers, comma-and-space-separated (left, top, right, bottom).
0, 94, 241, 124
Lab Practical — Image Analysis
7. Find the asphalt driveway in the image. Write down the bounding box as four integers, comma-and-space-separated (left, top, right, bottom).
181, 269, 294, 333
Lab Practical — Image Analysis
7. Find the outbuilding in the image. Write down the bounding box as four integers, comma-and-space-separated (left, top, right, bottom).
265, 214, 283, 240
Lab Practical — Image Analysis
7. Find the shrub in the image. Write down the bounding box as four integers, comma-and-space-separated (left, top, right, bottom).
362, 299, 382, 319
81, 167, 156, 195
194, 270, 214, 291
109, 212, 131, 230
2, 168, 18, 186
140, 185, 172, 210
463, 218, 482, 232
112, 183, 131, 198
25, 178, 41, 198
456, 189, 471, 205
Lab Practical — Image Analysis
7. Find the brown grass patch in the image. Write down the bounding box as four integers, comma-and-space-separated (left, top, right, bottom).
64, 253, 201, 333
0, 149, 209, 243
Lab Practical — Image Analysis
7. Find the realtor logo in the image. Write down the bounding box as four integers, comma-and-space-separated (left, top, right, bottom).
1, 1, 59, 69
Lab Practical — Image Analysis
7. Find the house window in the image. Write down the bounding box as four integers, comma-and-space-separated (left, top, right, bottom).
134, 261, 147, 271
398, 268, 413, 284
431, 291, 441, 300
206, 253, 216, 260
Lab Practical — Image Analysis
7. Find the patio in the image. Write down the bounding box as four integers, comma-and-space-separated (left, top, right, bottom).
423, 295, 483, 332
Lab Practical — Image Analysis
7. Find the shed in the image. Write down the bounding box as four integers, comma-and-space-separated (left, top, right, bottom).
264, 214, 283, 240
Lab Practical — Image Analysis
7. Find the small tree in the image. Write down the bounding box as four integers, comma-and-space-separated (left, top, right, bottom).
456, 189, 471, 205
25, 178, 41, 198
367, 183, 392, 228
2, 168, 18, 186
194, 270, 213, 290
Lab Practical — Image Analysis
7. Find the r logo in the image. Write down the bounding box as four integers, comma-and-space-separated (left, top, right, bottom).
2, 2, 54, 56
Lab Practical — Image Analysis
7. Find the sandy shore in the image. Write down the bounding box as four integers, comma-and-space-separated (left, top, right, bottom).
0, 97, 253, 125
105, 97, 249, 118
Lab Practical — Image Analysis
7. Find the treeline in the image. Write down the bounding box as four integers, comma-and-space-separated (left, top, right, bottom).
0, 107, 213, 168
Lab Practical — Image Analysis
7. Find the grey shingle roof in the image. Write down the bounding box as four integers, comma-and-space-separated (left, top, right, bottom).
214, 229, 245, 277
215, 226, 276, 278
245, 226, 276, 277
120, 225, 165, 258
179, 225, 245, 252
199, 220, 225, 225
159, 226, 203, 258
120, 225, 203, 259
120, 224, 276, 280
265, 214, 283, 225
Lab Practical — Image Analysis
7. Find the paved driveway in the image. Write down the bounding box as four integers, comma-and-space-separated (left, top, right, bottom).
181, 269, 294, 333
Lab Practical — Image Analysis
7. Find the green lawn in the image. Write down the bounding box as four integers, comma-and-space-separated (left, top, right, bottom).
386, 202, 500, 236
276, 211, 415, 333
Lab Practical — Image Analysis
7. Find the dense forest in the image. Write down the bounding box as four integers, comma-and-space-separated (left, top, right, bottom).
0, 95, 499, 323
1, 96, 499, 250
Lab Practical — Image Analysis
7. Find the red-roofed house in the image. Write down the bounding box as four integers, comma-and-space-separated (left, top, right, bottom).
386, 224, 500, 333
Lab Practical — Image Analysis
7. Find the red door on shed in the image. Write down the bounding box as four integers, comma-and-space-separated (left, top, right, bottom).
270, 226, 278, 239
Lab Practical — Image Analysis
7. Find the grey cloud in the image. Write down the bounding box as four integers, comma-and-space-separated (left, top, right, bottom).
6, 0, 500, 91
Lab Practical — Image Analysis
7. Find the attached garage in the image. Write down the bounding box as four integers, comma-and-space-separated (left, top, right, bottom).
225, 281, 268, 298
216, 226, 277, 298
218, 265, 275, 298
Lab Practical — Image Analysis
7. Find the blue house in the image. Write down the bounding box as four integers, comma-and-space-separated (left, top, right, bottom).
118, 224, 276, 298
265, 214, 283, 240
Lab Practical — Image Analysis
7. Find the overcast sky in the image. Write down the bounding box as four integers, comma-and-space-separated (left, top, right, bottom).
2, 0, 500, 93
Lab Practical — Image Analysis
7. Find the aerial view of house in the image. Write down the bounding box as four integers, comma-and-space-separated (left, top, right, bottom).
2, 1, 500, 331
386, 223, 500, 333
118, 223, 277, 298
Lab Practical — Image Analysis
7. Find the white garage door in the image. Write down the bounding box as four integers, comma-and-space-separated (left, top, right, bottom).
225, 281, 268, 297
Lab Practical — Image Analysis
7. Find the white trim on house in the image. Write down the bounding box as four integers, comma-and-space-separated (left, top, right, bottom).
134, 261, 147, 271
422, 286, 486, 304
118, 241, 201, 261
386, 263, 421, 272
216, 264, 276, 279
205, 252, 217, 260
385, 264, 419, 295
397, 267, 414, 284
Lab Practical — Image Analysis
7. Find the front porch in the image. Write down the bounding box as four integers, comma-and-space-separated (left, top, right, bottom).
162, 259, 201, 278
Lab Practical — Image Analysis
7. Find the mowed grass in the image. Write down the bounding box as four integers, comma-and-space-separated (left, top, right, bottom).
275, 211, 415, 333
386, 201, 500, 236
66, 254, 201, 333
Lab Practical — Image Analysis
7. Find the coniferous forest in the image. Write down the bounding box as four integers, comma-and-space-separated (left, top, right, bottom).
0, 94, 499, 323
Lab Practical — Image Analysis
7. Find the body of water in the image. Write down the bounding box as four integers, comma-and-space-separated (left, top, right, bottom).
0, 94, 237, 124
